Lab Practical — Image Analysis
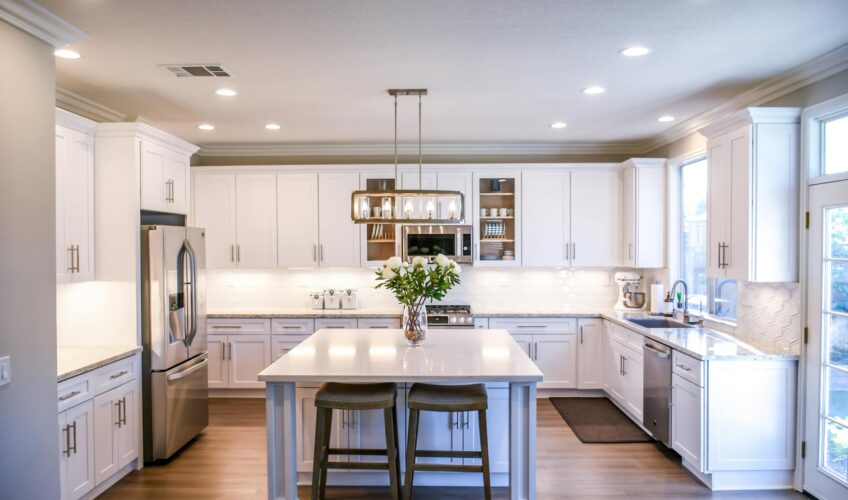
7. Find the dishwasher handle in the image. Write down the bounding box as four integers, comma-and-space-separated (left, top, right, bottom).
644, 342, 670, 358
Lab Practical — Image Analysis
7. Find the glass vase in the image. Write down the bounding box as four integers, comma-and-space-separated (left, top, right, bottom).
402, 305, 427, 346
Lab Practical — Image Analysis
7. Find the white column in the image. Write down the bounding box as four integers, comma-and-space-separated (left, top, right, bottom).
266, 382, 298, 500
509, 382, 537, 500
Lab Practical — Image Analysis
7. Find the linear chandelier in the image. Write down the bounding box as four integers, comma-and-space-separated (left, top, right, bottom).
351, 89, 464, 224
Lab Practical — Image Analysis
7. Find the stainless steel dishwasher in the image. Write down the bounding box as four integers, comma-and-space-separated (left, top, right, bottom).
643, 339, 672, 446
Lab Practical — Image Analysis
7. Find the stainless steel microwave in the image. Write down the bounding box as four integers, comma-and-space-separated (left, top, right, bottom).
402, 225, 472, 264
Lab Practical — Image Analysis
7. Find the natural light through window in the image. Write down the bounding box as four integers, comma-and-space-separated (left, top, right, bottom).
824, 114, 848, 175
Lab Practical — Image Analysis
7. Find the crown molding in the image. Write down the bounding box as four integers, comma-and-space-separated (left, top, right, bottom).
97, 122, 199, 155
196, 141, 641, 158
0, 0, 87, 47
637, 43, 848, 153
56, 87, 126, 123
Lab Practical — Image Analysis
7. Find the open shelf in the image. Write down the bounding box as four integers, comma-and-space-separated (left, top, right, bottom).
477, 177, 517, 263
480, 216, 514, 219
479, 192, 515, 197
480, 238, 515, 243
368, 239, 395, 243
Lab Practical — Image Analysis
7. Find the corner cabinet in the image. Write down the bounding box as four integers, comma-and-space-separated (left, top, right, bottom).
620, 158, 666, 269
56, 109, 96, 283
700, 107, 800, 282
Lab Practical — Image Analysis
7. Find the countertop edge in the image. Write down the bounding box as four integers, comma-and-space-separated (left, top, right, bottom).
58, 346, 143, 382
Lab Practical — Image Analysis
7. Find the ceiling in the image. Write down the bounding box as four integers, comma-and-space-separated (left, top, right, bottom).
40, 0, 848, 153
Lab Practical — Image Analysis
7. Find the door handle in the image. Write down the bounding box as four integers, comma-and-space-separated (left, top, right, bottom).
319, 244, 324, 262
62, 425, 70, 457
622, 356, 627, 375
464, 411, 470, 429
110, 370, 128, 380
229, 342, 233, 360
69, 421, 77, 455
565, 243, 569, 260
580, 325, 584, 344
167, 358, 209, 381
222, 341, 227, 360
231, 245, 235, 263
572, 242, 576, 261
67, 246, 74, 272
120, 397, 127, 426
533, 341, 538, 361
115, 400, 122, 427
313, 244, 317, 262
236, 245, 240, 263
59, 390, 81, 401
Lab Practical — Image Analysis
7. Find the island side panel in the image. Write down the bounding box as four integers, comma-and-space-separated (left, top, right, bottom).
509, 381, 537, 500
267, 382, 298, 500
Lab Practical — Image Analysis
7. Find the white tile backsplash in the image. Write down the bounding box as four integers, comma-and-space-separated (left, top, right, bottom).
731, 281, 802, 354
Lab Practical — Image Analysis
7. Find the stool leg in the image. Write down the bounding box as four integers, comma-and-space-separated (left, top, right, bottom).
318, 408, 333, 499
392, 404, 402, 499
383, 407, 400, 500
478, 409, 492, 500
404, 408, 421, 500
311, 407, 328, 500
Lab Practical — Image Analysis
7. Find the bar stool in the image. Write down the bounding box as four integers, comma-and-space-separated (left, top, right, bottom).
404, 383, 492, 500
311, 382, 401, 500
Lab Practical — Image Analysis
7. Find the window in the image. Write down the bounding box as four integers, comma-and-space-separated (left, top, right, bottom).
678, 156, 737, 321
823, 113, 848, 175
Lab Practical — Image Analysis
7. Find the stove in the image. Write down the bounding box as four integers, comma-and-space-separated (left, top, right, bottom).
426, 304, 475, 328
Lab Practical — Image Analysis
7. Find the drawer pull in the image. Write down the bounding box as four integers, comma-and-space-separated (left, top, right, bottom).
325, 326, 347, 329
59, 390, 81, 401
110, 370, 129, 379
676, 363, 692, 372
211, 325, 242, 329
281, 326, 302, 329
516, 325, 546, 329
368, 326, 390, 329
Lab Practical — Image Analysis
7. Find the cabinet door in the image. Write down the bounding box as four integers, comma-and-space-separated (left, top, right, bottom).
522, 172, 569, 267
672, 373, 704, 471
606, 341, 627, 404
707, 133, 730, 278
277, 173, 319, 268
56, 126, 95, 283
621, 167, 636, 267
571, 170, 620, 267
318, 172, 361, 267
163, 151, 189, 214
347, 408, 392, 464
93, 391, 119, 485
140, 140, 168, 212
512, 334, 533, 359
534, 334, 577, 388
114, 382, 139, 468
207, 335, 229, 389
236, 174, 278, 268
64, 400, 95, 499
296, 388, 344, 472
228, 334, 271, 389
726, 126, 752, 281
634, 165, 666, 268
193, 174, 237, 269
464, 387, 509, 473
413, 409, 462, 465
437, 171, 473, 223
577, 319, 604, 389
271, 337, 308, 362
59, 413, 68, 500
624, 351, 644, 423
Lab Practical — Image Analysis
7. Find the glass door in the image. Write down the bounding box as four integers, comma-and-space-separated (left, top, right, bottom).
805, 179, 848, 499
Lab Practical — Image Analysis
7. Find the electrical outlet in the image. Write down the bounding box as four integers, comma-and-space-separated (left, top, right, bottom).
0, 356, 10, 386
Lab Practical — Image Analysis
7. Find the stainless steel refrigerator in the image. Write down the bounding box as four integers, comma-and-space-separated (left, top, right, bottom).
141, 225, 208, 462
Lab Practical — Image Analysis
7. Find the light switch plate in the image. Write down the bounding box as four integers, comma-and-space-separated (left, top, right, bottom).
0, 356, 10, 386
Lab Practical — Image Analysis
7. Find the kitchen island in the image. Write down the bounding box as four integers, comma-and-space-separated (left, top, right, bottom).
259, 328, 543, 500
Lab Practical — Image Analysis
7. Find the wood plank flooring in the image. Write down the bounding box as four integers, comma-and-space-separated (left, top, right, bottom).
100, 398, 807, 499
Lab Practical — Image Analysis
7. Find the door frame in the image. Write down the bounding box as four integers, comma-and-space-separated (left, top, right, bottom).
798, 92, 848, 495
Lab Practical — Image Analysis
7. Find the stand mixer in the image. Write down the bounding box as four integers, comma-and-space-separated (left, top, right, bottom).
614, 272, 645, 310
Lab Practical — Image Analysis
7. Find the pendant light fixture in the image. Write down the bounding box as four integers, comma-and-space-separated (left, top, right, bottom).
351, 89, 464, 224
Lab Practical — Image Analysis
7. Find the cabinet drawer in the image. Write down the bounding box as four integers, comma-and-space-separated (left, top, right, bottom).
315, 318, 358, 330
672, 350, 703, 387
488, 317, 576, 334
272, 336, 310, 362
208, 318, 271, 335
58, 375, 93, 412
92, 356, 136, 394
357, 317, 401, 329
610, 323, 644, 353
473, 317, 489, 329
272, 318, 315, 335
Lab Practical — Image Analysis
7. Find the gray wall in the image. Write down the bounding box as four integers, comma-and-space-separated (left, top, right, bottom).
0, 20, 60, 500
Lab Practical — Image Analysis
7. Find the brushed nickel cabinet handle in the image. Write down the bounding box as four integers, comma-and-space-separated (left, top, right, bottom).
67, 246, 74, 272
676, 363, 692, 372
62, 426, 70, 457
228, 342, 233, 361
59, 390, 80, 401
231, 245, 235, 262
70, 421, 77, 455
120, 397, 127, 426
110, 370, 128, 379
580, 325, 584, 344
236, 245, 240, 263
114, 400, 122, 427
565, 243, 569, 260
313, 244, 317, 262
572, 242, 576, 261
211, 325, 242, 329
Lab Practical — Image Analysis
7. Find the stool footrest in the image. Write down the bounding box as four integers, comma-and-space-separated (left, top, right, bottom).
412, 463, 485, 473
325, 461, 392, 471
327, 448, 388, 456
415, 450, 482, 459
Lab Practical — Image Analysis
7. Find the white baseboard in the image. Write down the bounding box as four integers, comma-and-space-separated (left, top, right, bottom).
681, 460, 795, 491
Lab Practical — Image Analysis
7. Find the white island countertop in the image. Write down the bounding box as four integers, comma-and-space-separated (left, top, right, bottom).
258, 328, 543, 383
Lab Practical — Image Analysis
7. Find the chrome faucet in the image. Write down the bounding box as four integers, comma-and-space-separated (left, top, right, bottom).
671, 280, 703, 326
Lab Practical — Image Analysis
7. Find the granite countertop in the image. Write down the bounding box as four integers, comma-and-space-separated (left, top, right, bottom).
58, 345, 143, 382
207, 308, 403, 318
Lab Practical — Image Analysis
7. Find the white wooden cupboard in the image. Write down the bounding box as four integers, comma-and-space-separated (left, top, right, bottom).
620, 158, 666, 268
700, 107, 800, 282
58, 399, 95, 500
207, 319, 272, 390
56, 109, 96, 283
576, 318, 604, 389
489, 317, 577, 389
317, 172, 361, 267
603, 321, 644, 422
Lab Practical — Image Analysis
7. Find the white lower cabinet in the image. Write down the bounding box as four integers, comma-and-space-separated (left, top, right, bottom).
59, 400, 95, 500
603, 321, 643, 423
672, 372, 704, 470
490, 318, 578, 389
577, 318, 603, 389
272, 336, 310, 362
93, 381, 138, 485
207, 333, 271, 389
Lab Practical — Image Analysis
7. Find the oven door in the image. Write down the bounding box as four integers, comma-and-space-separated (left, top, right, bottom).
403, 225, 471, 263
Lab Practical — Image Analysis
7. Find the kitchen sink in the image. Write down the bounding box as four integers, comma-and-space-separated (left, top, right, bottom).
627, 317, 694, 329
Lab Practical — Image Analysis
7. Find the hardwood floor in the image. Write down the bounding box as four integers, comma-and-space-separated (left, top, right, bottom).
101, 398, 806, 499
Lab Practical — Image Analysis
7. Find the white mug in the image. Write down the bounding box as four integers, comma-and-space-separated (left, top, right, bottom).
501, 208, 511, 216
480, 208, 489, 217
491, 208, 500, 217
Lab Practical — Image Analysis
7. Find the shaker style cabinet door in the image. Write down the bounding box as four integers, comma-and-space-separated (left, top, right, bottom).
228, 334, 271, 389
60, 400, 95, 500
207, 335, 229, 389
163, 151, 189, 214
577, 319, 604, 389
534, 334, 577, 389
235, 174, 278, 268
522, 171, 570, 267
277, 173, 320, 268
140, 140, 168, 212
317, 172, 361, 267
193, 174, 238, 269
571, 170, 620, 267
55, 123, 95, 283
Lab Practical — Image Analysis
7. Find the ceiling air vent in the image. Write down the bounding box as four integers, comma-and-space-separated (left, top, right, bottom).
161, 64, 233, 78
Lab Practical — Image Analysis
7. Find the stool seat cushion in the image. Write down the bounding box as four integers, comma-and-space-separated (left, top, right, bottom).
407, 383, 488, 411
315, 382, 398, 410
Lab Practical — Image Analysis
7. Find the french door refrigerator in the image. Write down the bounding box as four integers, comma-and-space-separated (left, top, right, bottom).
141, 225, 208, 461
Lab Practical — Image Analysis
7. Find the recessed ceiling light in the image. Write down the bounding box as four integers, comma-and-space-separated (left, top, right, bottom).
198, 124, 215, 131
550, 122, 567, 129
619, 46, 651, 57
264, 123, 281, 130
582, 86, 606, 95
215, 88, 237, 97
54, 48, 80, 59
656, 115, 675, 123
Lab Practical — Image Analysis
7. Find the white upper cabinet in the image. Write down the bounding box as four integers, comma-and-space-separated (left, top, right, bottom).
522, 171, 570, 267
436, 171, 473, 223
140, 141, 193, 214
620, 158, 666, 269
700, 107, 801, 282
193, 173, 277, 268
571, 169, 621, 267
56, 109, 96, 283
278, 173, 320, 268
317, 172, 361, 267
